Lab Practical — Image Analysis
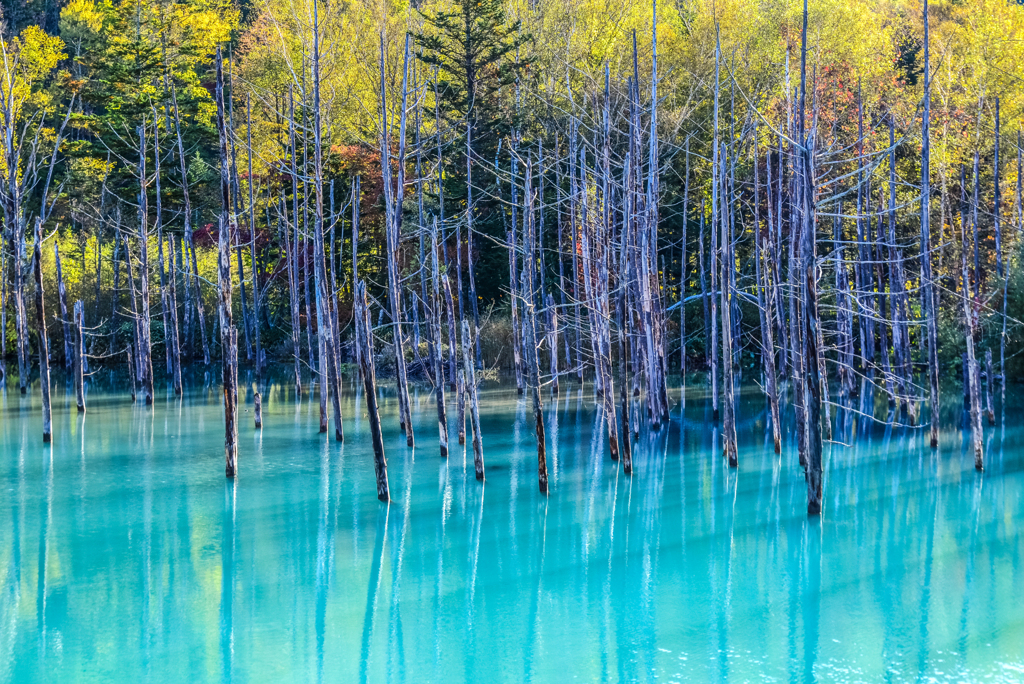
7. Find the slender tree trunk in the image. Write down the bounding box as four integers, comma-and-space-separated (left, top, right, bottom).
137, 123, 154, 405
54, 243, 72, 370
0, 245, 8, 381
187, 229, 210, 366
32, 220, 51, 442
508, 154, 525, 394
219, 216, 238, 477
799, 0, 823, 515
546, 293, 558, 395
216, 47, 238, 476
246, 96, 263, 411
710, 38, 721, 421
356, 280, 389, 501
12, 221, 29, 394
961, 201, 983, 470
121, 231, 145, 399
680, 137, 690, 380
994, 98, 1005, 408
380, 34, 414, 446
462, 319, 484, 480
287, 87, 304, 396
168, 237, 182, 394
311, 5, 344, 442
466, 120, 482, 368
922, 0, 941, 448
74, 300, 85, 412
522, 158, 548, 493
158, 231, 173, 378
719, 147, 737, 467
352, 176, 363, 381
985, 348, 994, 426
755, 134, 781, 454
431, 220, 449, 458
282, 204, 303, 398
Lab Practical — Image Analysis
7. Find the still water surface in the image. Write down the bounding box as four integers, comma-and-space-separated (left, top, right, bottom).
1, 377, 1022, 683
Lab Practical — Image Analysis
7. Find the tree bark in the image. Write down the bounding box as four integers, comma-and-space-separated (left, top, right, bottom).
32, 220, 52, 442
54, 243, 72, 370
356, 280, 389, 501
462, 319, 484, 480
74, 300, 85, 412
922, 0, 941, 449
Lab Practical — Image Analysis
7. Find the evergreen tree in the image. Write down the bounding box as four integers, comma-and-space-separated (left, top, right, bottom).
414, 0, 530, 307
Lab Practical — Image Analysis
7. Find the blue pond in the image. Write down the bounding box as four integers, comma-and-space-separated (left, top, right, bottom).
0, 377, 1022, 682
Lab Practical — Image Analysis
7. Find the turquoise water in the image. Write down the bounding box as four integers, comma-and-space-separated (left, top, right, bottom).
1, 376, 1022, 683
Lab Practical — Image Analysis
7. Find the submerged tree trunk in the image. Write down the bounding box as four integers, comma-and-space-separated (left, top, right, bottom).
311, 6, 344, 443
798, 0, 823, 515
522, 159, 548, 493
219, 217, 238, 478
74, 300, 85, 413
137, 124, 154, 405
756, 133, 781, 453
985, 348, 994, 426
167, 237, 182, 394
431, 221, 449, 459
462, 319, 484, 480
710, 39, 721, 422
380, 34, 414, 446
962, 211, 983, 470
216, 47, 238, 477
33, 220, 51, 442
921, 0, 941, 449
356, 280, 389, 501
719, 147, 737, 468
54, 243, 72, 371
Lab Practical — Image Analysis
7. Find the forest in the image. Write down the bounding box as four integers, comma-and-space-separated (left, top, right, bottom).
1, 0, 1022, 514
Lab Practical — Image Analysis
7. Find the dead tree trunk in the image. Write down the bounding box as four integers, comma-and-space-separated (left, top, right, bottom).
546, 293, 558, 395
798, 0, 823, 515
287, 85, 304, 397
216, 47, 238, 476
985, 348, 994, 426
121, 231, 144, 400
522, 158, 549, 493
431, 220, 449, 458
380, 34, 414, 446
311, 6, 344, 442
356, 279, 389, 501
755, 133, 781, 454
32, 220, 51, 442
54, 243, 72, 370
246, 95, 263, 414
186, 229, 210, 366
219, 217, 238, 477
157, 231, 174, 382
994, 98, 1005, 408
719, 146, 737, 468
462, 319, 484, 480
167, 237, 182, 394
961, 197, 983, 470
74, 300, 85, 412
508, 158, 525, 394
137, 123, 154, 405
352, 175, 363, 382
921, 0, 941, 448
710, 39, 721, 421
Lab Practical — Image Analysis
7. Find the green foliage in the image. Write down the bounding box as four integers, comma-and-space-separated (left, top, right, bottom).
414, 0, 530, 123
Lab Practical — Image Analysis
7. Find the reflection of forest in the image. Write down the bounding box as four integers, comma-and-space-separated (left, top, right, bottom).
0, 384, 1019, 682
